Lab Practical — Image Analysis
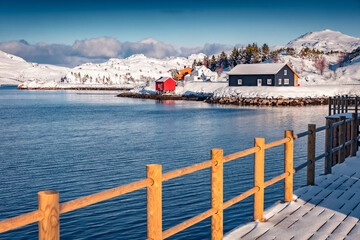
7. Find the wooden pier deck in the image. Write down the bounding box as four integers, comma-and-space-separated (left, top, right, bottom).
225, 154, 360, 240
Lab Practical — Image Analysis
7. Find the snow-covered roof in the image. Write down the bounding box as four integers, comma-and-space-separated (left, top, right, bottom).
155, 77, 173, 82
228, 63, 287, 75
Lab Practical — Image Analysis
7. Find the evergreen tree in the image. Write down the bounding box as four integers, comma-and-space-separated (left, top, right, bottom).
261, 44, 269, 55
229, 47, 239, 67
210, 55, 217, 71
219, 51, 229, 68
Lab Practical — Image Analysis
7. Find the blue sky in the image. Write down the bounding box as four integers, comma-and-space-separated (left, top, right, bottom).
0, 0, 359, 66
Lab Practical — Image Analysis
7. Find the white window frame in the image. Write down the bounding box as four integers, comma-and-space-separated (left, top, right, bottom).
257, 79, 262, 86
238, 79, 242, 85
284, 70, 287, 75
278, 78, 282, 85
284, 79, 289, 85
267, 79, 272, 85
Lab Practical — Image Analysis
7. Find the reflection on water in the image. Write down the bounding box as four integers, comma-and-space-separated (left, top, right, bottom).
0, 86, 328, 239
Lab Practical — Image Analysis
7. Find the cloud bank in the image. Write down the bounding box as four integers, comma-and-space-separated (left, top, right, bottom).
0, 37, 239, 67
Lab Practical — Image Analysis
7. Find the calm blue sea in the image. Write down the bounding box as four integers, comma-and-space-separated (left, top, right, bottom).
0, 85, 328, 239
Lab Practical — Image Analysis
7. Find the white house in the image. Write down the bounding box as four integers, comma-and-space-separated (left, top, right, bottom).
184, 66, 218, 82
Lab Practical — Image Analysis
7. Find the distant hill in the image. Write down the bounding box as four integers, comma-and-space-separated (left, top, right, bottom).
278, 29, 360, 53
0, 50, 68, 85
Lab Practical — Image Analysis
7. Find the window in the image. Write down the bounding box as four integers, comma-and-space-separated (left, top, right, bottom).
267, 79, 272, 85
278, 79, 282, 85
238, 79, 242, 85
284, 70, 287, 75
284, 79, 289, 85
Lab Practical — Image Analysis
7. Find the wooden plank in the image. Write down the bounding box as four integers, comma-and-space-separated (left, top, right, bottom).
327, 216, 359, 240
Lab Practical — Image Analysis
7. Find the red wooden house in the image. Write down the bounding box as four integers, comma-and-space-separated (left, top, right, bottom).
155, 77, 176, 93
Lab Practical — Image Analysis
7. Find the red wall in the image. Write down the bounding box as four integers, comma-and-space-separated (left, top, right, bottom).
156, 78, 176, 91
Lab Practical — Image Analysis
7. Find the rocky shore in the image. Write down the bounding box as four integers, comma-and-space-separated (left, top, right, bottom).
205, 96, 329, 106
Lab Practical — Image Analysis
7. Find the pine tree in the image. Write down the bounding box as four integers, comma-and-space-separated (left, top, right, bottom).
210, 55, 216, 71
261, 44, 269, 55
230, 47, 239, 67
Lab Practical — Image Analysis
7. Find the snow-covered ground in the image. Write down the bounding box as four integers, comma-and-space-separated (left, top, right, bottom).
0, 50, 68, 86
225, 151, 360, 239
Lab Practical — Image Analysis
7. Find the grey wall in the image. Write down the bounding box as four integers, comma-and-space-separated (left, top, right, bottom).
275, 65, 295, 86
229, 74, 275, 86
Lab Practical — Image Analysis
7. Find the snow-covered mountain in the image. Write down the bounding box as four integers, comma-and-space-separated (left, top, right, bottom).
59, 53, 206, 86
0, 50, 68, 85
281, 29, 360, 52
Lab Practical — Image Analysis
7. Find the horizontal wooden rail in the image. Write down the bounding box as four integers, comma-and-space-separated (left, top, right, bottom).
331, 144, 343, 154
223, 147, 259, 163
162, 208, 216, 239
162, 160, 212, 182
223, 187, 259, 210
294, 160, 311, 172
315, 152, 328, 162
294, 130, 312, 139
332, 120, 346, 128
0, 210, 44, 234
264, 138, 290, 149
264, 172, 289, 188
60, 178, 152, 214
315, 125, 329, 132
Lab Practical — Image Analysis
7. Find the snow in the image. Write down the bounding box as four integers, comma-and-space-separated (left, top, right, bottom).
0, 50, 68, 85
276, 29, 360, 53
228, 63, 286, 75
225, 151, 360, 240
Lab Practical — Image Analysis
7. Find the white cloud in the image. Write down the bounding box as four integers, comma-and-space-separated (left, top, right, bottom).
72, 37, 122, 58
0, 37, 242, 67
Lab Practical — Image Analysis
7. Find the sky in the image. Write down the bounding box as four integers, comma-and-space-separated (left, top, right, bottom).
0, 0, 359, 66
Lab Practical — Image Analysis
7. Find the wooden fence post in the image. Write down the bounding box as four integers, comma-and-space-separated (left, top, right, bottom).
325, 118, 332, 174
38, 191, 59, 240
147, 164, 162, 240
307, 124, 316, 186
284, 130, 294, 202
339, 116, 346, 163
211, 149, 223, 240
328, 97, 332, 116
351, 113, 357, 157
254, 138, 265, 222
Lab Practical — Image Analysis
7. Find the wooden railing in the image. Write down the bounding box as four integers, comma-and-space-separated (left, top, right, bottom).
329, 96, 359, 116
1, 116, 359, 239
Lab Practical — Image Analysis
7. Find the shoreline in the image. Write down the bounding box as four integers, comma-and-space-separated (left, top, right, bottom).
205, 95, 329, 106
117, 92, 208, 101
117, 92, 330, 106
17, 86, 133, 91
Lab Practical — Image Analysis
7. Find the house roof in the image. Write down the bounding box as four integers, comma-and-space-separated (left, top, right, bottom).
178, 67, 193, 74
155, 77, 174, 82
228, 63, 298, 77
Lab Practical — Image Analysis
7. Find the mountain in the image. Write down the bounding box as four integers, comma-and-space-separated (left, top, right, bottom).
0, 50, 68, 85
58, 53, 205, 87
284, 29, 360, 52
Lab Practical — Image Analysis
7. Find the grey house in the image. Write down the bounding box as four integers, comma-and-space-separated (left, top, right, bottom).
228, 63, 299, 87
